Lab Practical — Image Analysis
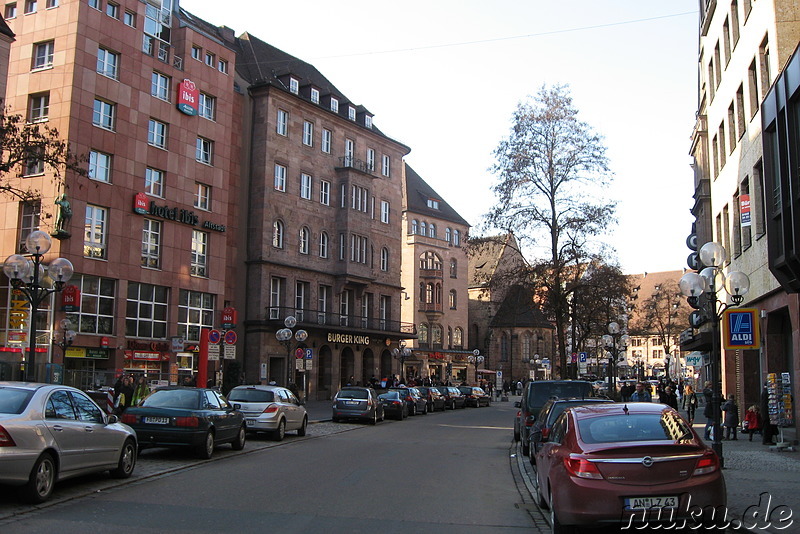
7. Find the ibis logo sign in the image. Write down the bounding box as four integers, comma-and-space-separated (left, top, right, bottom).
722, 308, 760, 350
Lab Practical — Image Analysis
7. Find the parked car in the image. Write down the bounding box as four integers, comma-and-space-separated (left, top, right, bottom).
121, 387, 246, 459
534, 403, 726, 531
528, 397, 614, 457
515, 380, 594, 456
434, 385, 466, 409
332, 387, 384, 424
389, 387, 428, 416
0, 382, 137, 503
416, 386, 446, 412
458, 386, 491, 407
227, 385, 307, 441
378, 391, 408, 420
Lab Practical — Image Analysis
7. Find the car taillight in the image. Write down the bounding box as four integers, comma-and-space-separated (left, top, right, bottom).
0, 425, 16, 447
525, 415, 536, 427
262, 404, 279, 414
541, 428, 551, 439
120, 414, 138, 424
564, 456, 604, 480
406, 396, 413, 401
693, 450, 720, 476
392, 401, 402, 406
175, 416, 199, 427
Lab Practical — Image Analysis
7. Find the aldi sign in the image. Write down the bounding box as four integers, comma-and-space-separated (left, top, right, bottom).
722, 308, 760, 350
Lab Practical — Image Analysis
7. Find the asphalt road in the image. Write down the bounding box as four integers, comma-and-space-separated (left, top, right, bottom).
0, 402, 547, 533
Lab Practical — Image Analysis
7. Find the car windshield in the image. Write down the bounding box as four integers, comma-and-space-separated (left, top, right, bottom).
228, 389, 275, 403
141, 389, 200, 409
528, 383, 592, 408
337, 389, 368, 400
578, 413, 693, 444
0, 387, 34, 414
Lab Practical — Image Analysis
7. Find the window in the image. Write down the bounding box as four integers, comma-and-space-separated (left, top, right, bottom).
295, 282, 309, 321
97, 48, 119, 79
382, 155, 390, 177
311, 88, 319, 104
33, 41, 54, 69
88, 150, 112, 182
269, 277, 284, 319
126, 283, 168, 338
736, 85, 745, 139
177, 290, 214, 342
23, 0, 35, 14
47, 1, 57, 9
759, 37, 771, 97
728, 103, 736, 153
449, 289, 457, 309
445, 228, 452, 243
299, 226, 310, 254
429, 223, 436, 238
273, 220, 284, 248
748, 59, 759, 118
427, 198, 440, 209
420, 221, 427, 236
714, 42, 721, 88
718, 122, 726, 169
345, 138, 354, 163
289, 78, 298, 94
199, 93, 215, 120
348, 106, 356, 121
330, 97, 338, 113
65, 275, 114, 334
274, 164, 287, 191
5, 3, 16, 19
380, 247, 389, 271
450, 258, 458, 278
276, 109, 288, 136
93, 99, 115, 130
731, 1, 740, 46
151, 71, 169, 100
722, 18, 731, 66
320, 179, 330, 205
453, 230, 461, 246
419, 323, 429, 344
84, 204, 107, 258
123, 9, 135, 26
321, 129, 332, 154
454, 327, 463, 347
302, 121, 314, 146
340, 289, 353, 326
24, 146, 44, 175
319, 231, 329, 258
145, 167, 164, 197
431, 324, 442, 346
28, 93, 49, 122
204, 51, 214, 67
411, 220, 418, 234
191, 230, 208, 277
318, 285, 331, 324
350, 234, 367, 263
366, 148, 375, 171
196, 137, 213, 165
365, 115, 372, 129
218, 59, 228, 74
191, 45, 201, 60
141, 219, 161, 268
147, 119, 167, 148
300, 173, 312, 200
351, 185, 369, 212
87, 0, 99, 9
195, 183, 210, 210
18, 201, 40, 253
105, 1, 117, 18
380, 201, 390, 223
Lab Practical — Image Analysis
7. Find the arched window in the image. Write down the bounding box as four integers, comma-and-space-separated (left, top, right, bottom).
447, 327, 453, 348
453, 229, 460, 246
380, 247, 389, 271
299, 226, 309, 254
454, 327, 463, 347
419, 251, 442, 271
419, 323, 429, 344
450, 258, 457, 278
319, 231, 329, 258
411, 219, 418, 234
420, 221, 427, 236
445, 227, 452, 243
449, 289, 457, 309
428, 223, 436, 238
500, 332, 509, 361
419, 282, 425, 302
272, 220, 284, 248
425, 283, 434, 304
435, 283, 442, 305
522, 333, 531, 360
431, 324, 442, 345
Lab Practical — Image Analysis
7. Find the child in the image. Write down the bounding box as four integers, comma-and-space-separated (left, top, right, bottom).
722, 394, 740, 440
744, 405, 762, 442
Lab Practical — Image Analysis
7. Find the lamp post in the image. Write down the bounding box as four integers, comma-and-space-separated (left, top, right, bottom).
275, 315, 308, 390
52, 318, 76, 358
679, 241, 750, 467
392, 340, 412, 383
467, 349, 484, 384
3, 231, 74, 382
602, 321, 629, 399
522, 353, 540, 381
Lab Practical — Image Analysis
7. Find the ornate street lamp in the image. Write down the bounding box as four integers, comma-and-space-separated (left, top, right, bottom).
3, 231, 73, 382
602, 321, 629, 398
679, 241, 750, 467
52, 318, 76, 358
391, 340, 412, 383
275, 315, 308, 388
467, 349, 484, 384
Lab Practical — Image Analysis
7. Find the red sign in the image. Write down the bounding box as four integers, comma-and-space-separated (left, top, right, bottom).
100, 337, 109, 348
61, 285, 80, 312
177, 79, 199, 116
224, 330, 238, 345
134, 192, 149, 215
221, 307, 237, 329
740, 194, 751, 227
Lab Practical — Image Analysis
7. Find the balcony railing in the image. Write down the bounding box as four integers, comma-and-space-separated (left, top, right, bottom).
337, 156, 375, 175
266, 306, 416, 336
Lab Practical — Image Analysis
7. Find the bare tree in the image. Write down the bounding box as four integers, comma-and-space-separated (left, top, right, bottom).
486, 84, 615, 378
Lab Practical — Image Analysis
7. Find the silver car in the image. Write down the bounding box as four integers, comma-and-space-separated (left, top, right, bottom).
0, 382, 137, 503
227, 385, 307, 441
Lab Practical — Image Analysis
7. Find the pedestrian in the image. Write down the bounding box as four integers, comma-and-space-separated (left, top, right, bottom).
629, 382, 652, 402
620, 382, 634, 402
702, 381, 714, 440
662, 386, 679, 410
682, 385, 698, 425
744, 405, 762, 441
516, 380, 523, 395
130, 375, 150, 407
114, 374, 135, 415
722, 394, 739, 440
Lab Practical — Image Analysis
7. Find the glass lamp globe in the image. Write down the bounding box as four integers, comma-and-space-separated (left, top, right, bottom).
679, 272, 706, 297
47, 257, 74, 283
608, 322, 620, 335
276, 328, 292, 342
25, 230, 52, 256
283, 316, 297, 328
295, 329, 308, 342
3, 254, 32, 280
699, 241, 726, 268
725, 271, 751, 298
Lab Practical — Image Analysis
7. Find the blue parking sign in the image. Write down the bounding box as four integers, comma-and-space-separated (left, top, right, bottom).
722, 309, 760, 350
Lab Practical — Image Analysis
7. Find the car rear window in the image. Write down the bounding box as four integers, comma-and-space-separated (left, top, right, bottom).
379, 392, 400, 400
0, 387, 34, 414
528, 383, 592, 410
228, 389, 275, 403
141, 389, 200, 409
338, 389, 368, 400
578, 413, 692, 444
547, 401, 610, 425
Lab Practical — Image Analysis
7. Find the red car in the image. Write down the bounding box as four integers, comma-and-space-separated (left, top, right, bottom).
534, 403, 726, 532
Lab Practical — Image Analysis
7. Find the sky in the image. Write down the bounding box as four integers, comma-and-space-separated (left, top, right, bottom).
182, 0, 699, 275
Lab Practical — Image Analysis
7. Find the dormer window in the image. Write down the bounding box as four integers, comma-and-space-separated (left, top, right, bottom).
365, 115, 372, 129
289, 78, 299, 94
330, 97, 339, 113
311, 88, 320, 104
427, 198, 440, 210
348, 106, 356, 121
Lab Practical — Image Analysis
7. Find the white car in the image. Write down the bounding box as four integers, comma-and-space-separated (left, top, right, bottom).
227, 385, 307, 441
0, 382, 137, 503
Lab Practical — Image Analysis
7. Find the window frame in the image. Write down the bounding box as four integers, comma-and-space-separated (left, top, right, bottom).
195, 137, 213, 165
151, 71, 170, 101
33, 40, 54, 70
276, 109, 288, 136
145, 167, 164, 197
92, 98, 116, 131
84, 204, 108, 259
147, 118, 167, 149
88, 150, 112, 183
125, 282, 169, 339
141, 218, 161, 269
194, 182, 210, 211
199, 93, 215, 121
300, 173, 312, 200
274, 164, 287, 192
97, 48, 119, 80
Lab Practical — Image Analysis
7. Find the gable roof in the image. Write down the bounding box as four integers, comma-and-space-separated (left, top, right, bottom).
404, 163, 470, 227
467, 233, 520, 288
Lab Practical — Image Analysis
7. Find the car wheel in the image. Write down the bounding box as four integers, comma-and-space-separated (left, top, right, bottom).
297, 416, 308, 436
197, 430, 215, 459
535, 480, 547, 509
422, 404, 428, 415
369, 410, 377, 425
513, 423, 521, 442
380, 409, 385, 422
110, 438, 137, 479
410, 404, 416, 416
549, 489, 574, 534
522, 438, 530, 457
231, 425, 246, 450
22, 452, 56, 503
273, 419, 286, 441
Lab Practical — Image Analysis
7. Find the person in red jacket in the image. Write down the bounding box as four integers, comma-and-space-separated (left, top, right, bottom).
744, 405, 762, 442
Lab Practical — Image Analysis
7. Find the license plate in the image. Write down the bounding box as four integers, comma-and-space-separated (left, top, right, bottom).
246, 419, 258, 426
625, 496, 679, 509
144, 417, 169, 424
345, 400, 360, 405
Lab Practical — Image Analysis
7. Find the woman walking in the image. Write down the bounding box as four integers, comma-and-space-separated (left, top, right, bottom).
682, 385, 698, 425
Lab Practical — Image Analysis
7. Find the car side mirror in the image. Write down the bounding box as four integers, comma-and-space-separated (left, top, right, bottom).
234, 403, 242, 410
107, 414, 119, 424
514, 401, 521, 408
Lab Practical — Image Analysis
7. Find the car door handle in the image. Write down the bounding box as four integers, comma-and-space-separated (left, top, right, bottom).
52, 425, 63, 432
84, 426, 94, 432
